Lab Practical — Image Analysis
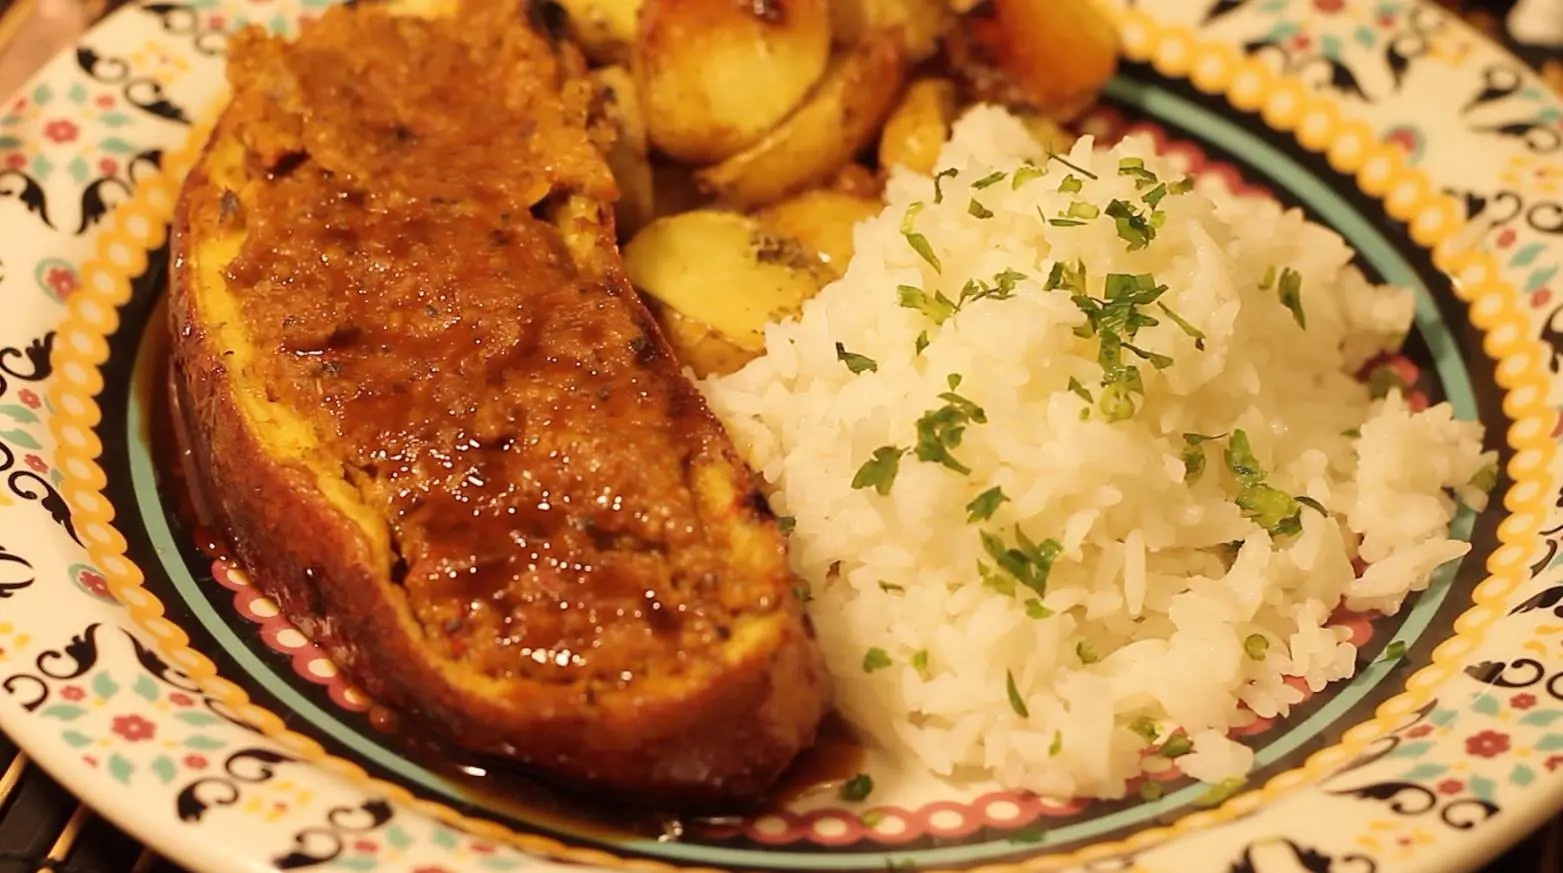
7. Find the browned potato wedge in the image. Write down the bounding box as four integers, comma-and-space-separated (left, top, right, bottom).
555, 0, 643, 64
984, 0, 1119, 119
695, 31, 906, 210
592, 66, 656, 236
830, 0, 950, 62
624, 210, 833, 375
755, 189, 881, 276
636, 0, 832, 164
878, 77, 957, 176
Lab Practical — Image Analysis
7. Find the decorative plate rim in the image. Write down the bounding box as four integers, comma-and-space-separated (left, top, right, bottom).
2, 1, 1563, 871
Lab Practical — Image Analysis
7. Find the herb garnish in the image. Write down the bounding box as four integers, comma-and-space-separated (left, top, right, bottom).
1045, 150, 1098, 180
878, 581, 905, 594
1181, 432, 1224, 483
1076, 639, 1100, 665
1005, 670, 1029, 717
836, 343, 878, 374
1129, 716, 1159, 743
911, 649, 929, 674
1012, 164, 1047, 190
969, 199, 994, 219
933, 168, 959, 204
981, 526, 1063, 597
966, 486, 1009, 522
1049, 730, 1063, 756
913, 377, 988, 475
915, 331, 930, 355
1106, 199, 1156, 250
1045, 259, 1087, 294
901, 202, 942, 273
1068, 377, 1094, 403
1007, 824, 1047, 845
1470, 463, 1498, 493
1277, 267, 1306, 328
972, 170, 1007, 190
853, 446, 906, 496
1118, 157, 1159, 190
1224, 430, 1305, 537
1156, 302, 1207, 350
1157, 734, 1193, 758
1368, 363, 1408, 399
777, 516, 796, 534
1058, 174, 1084, 194
839, 773, 874, 801
1072, 272, 1169, 421
1025, 600, 1053, 619
862, 647, 892, 672
1244, 633, 1269, 661
898, 284, 956, 324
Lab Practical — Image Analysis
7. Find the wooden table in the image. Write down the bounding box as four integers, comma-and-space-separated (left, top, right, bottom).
0, 0, 1557, 871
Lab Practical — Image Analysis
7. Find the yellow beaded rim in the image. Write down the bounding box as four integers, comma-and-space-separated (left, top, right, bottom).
39, 8, 1557, 873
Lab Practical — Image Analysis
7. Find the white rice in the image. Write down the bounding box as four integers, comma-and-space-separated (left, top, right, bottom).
699, 106, 1495, 799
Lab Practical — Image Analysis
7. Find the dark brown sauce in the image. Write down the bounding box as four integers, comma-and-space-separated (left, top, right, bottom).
140, 311, 865, 840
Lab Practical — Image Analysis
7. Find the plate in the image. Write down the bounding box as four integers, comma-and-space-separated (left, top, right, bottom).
0, 1, 1561, 871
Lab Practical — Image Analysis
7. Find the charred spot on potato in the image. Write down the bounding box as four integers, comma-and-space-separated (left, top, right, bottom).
528, 0, 571, 46
745, 488, 775, 519
267, 150, 309, 180
751, 230, 820, 273
219, 189, 245, 229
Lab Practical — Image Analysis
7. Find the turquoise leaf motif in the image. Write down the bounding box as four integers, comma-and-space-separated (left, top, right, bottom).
1320, 34, 1343, 60
66, 83, 86, 104
40, 704, 86, 721
1401, 762, 1447, 781
1470, 694, 1500, 717
91, 671, 119, 702
1429, 708, 1459, 728
1353, 26, 1376, 49
384, 826, 412, 851
0, 405, 38, 424
479, 860, 520, 871
98, 112, 132, 128
1511, 242, 1548, 269
1520, 710, 1563, 727
1388, 740, 1433, 758
132, 675, 159, 704
0, 429, 41, 451
1510, 763, 1536, 787
174, 711, 220, 727
61, 730, 91, 749
1527, 265, 1558, 293
31, 83, 52, 106
0, 135, 19, 149
183, 735, 225, 751
335, 856, 376, 871
1536, 733, 1563, 751
431, 828, 459, 851
66, 156, 87, 185
151, 755, 176, 784
99, 137, 137, 155
1469, 775, 1497, 801
107, 754, 133, 786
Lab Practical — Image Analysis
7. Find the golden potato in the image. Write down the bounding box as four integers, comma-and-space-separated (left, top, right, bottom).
623, 210, 833, 373
986, 0, 1119, 119
830, 0, 951, 62
695, 31, 906, 210
554, 0, 643, 64
592, 66, 656, 236
878, 77, 957, 176
754, 189, 881, 276
636, 0, 832, 164
653, 304, 764, 378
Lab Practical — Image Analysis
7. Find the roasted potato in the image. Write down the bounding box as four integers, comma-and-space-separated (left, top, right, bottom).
878, 77, 957, 176
636, 0, 832, 164
696, 30, 906, 210
593, 66, 656, 236
981, 0, 1119, 119
830, 0, 951, 62
554, 0, 643, 64
623, 210, 834, 376
754, 189, 881, 276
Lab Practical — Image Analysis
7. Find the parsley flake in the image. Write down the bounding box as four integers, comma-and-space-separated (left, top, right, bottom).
862, 647, 892, 672
981, 526, 1062, 597
839, 772, 874, 801
1277, 267, 1306, 328
972, 170, 1007, 190
914, 386, 987, 475
968, 198, 994, 219
1012, 164, 1047, 190
898, 284, 956, 324
836, 342, 878, 374
915, 331, 930, 355
1157, 734, 1193, 758
966, 486, 1009, 522
1128, 716, 1159, 743
1156, 302, 1207, 350
911, 649, 929, 674
1005, 669, 1029, 718
1470, 463, 1498, 493
1045, 259, 1087, 294
777, 516, 796, 534
1076, 639, 1100, 665
1049, 730, 1063, 756
1118, 157, 1159, 190
853, 446, 906, 496
1244, 633, 1269, 661
878, 581, 905, 594
1046, 151, 1098, 180
1106, 199, 1156, 250
901, 202, 942, 273
1068, 377, 1094, 403
1259, 265, 1278, 291
1025, 599, 1053, 619
1007, 824, 1047, 845
1058, 174, 1084, 194
933, 168, 959, 204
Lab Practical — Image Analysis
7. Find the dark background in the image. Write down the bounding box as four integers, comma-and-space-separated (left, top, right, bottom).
0, 0, 1555, 870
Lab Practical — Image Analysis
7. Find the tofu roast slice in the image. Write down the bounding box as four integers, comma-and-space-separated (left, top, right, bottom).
167, 0, 831, 802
